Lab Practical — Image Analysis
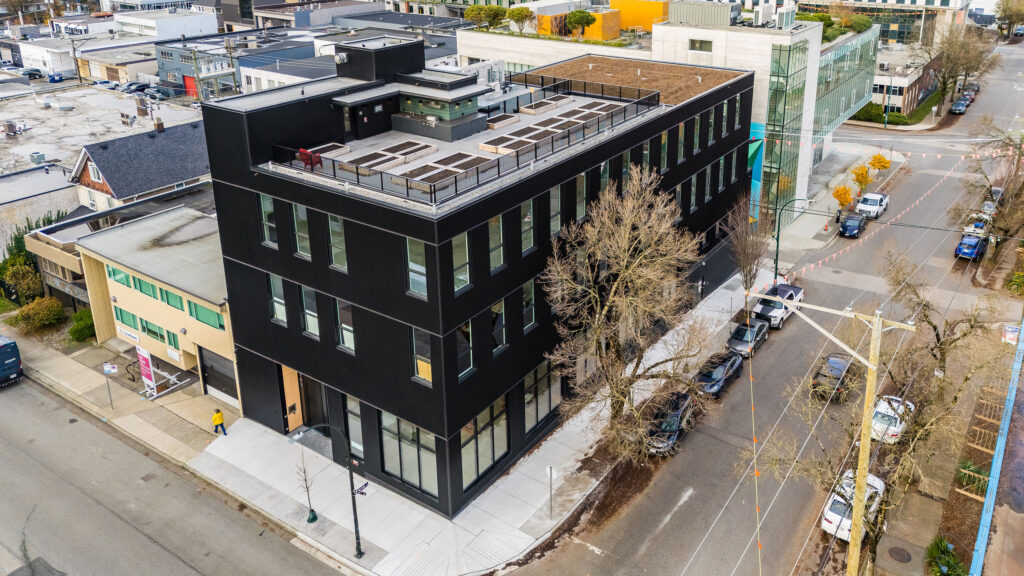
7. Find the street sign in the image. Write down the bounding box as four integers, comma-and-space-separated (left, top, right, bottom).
102, 362, 118, 374
1003, 324, 1020, 345
353, 481, 368, 496
136, 346, 155, 393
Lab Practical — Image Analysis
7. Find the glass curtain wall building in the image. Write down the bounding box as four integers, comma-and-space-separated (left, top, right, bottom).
763, 40, 809, 229
812, 26, 880, 165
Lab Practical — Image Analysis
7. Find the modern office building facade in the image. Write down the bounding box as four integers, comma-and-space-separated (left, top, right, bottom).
795, 0, 968, 45
202, 41, 753, 516
810, 26, 879, 165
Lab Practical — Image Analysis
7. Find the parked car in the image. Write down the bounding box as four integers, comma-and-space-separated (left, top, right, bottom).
811, 353, 859, 402
962, 90, 976, 103
856, 193, 888, 219
981, 200, 997, 218
988, 186, 1004, 205
646, 392, 696, 455
18, 68, 43, 79
820, 470, 886, 542
957, 95, 971, 108
144, 88, 167, 100
119, 81, 146, 93
752, 283, 805, 328
0, 59, 12, 67
965, 81, 981, 94
0, 65, 19, 72
94, 79, 113, 87
954, 234, 987, 261
1015, 25, 1024, 36
839, 213, 867, 238
696, 351, 743, 398
726, 318, 769, 358
870, 396, 915, 444
0, 336, 22, 387
951, 100, 967, 115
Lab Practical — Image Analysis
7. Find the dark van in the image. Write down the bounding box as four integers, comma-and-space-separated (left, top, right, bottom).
0, 336, 23, 386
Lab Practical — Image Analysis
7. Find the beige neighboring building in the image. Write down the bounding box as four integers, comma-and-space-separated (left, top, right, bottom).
76, 206, 240, 408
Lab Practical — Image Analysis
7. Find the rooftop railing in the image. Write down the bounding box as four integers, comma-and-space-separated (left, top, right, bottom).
267, 77, 661, 206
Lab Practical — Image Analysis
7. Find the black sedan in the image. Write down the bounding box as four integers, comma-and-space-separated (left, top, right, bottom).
839, 213, 866, 238
647, 392, 695, 455
696, 351, 743, 398
18, 68, 43, 80
811, 353, 859, 402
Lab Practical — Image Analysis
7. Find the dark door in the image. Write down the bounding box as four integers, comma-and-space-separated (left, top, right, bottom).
299, 374, 329, 437
199, 347, 237, 399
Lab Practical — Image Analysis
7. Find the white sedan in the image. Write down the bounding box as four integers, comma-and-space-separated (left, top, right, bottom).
870, 396, 915, 444
820, 470, 886, 542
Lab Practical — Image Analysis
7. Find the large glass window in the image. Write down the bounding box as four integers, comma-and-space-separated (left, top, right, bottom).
300, 285, 318, 339
140, 318, 165, 343
114, 306, 137, 329
132, 277, 158, 299
268, 274, 287, 325
412, 327, 432, 384
575, 174, 587, 222
491, 301, 505, 353
345, 397, 363, 459
453, 232, 470, 292
488, 216, 503, 272
520, 200, 534, 253
336, 299, 354, 352
160, 288, 184, 310
106, 264, 130, 287
524, 360, 562, 433
259, 194, 277, 247
460, 396, 508, 490
381, 411, 438, 497
456, 321, 473, 377
328, 215, 347, 271
293, 205, 311, 258
188, 301, 225, 330
549, 187, 561, 237
406, 238, 427, 297
522, 279, 535, 331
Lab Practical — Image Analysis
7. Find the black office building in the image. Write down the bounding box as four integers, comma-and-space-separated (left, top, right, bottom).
202, 36, 753, 517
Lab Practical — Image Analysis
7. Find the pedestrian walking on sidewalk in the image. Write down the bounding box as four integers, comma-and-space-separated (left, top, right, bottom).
212, 409, 227, 435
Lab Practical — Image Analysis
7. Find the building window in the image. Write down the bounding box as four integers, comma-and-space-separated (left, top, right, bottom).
491, 300, 505, 353
732, 149, 739, 183
575, 174, 587, 222
188, 301, 225, 330
642, 140, 651, 166
460, 396, 508, 490
549, 187, 561, 237
453, 232, 470, 292
520, 200, 534, 253
336, 299, 354, 352
599, 160, 610, 191
132, 276, 158, 299
660, 131, 669, 171
718, 157, 725, 191
456, 321, 473, 377
488, 216, 503, 272
88, 163, 103, 182
734, 95, 742, 129
328, 215, 347, 271
259, 194, 277, 248
381, 411, 438, 497
524, 360, 561, 433
522, 279, 535, 331
708, 109, 715, 145
140, 318, 165, 343
704, 168, 712, 202
293, 205, 311, 258
720, 104, 728, 138
692, 115, 701, 152
106, 264, 130, 287
621, 150, 630, 186
345, 396, 363, 459
406, 238, 427, 297
167, 331, 179, 349
689, 39, 712, 52
114, 306, 137, 329
268, 274, 287, 325
301, 285, 319, 339
690, 178, 698, 213
677, 123, 685, 164
159, 288, 184, 310
412, 327, 432, 384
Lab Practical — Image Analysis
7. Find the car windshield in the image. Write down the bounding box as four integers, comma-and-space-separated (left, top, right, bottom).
960, 237, 979, 248
828, 497, 852, 520
658, 413, 681, 433
759, 298, 783, 309
873, 411, 900, 428
861, 198, 878, 206
844, 218, 861, 227
825, 357, 848, 376
733, 326, 755, 342
702, 364, 728, 380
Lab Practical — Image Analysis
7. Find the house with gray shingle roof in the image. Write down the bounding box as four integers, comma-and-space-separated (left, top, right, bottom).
69, 121, 210, 210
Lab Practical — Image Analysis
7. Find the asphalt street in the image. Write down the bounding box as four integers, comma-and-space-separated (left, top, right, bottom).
0, 378, 340, 576
512, 40, 1024, 576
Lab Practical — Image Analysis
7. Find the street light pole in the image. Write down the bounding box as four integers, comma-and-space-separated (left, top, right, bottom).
289, 423, 365, 559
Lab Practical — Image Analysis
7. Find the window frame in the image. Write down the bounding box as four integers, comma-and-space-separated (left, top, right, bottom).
456, 321, 473, 379
380, 411, 438, 497
452, 232, 470, 293
113, 306, 137, 330
549, 186, 561, 237
336, 298, 355, 352
160, 287, 184, 310
292, 204, 311, 259
258, 193, 277, 248
328, 214, 347, 271
488, 215, 504, 273
268, 273, 287, 326
491, 300, 506, 355
460, 396, 509, 491
520, 199, 534, 254
406, 238, 428, 298
524, 360, 562, 434
411, 327, 433, 385
300, 285, 319, 340
188, 301, 225, 331
522, 279, 536, 332
132, 276, 159, 299
106, 264, 130, 287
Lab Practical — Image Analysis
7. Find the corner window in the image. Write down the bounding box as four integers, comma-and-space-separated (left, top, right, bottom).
412, 327, 432, 384
268, 274, 287, 325
328, 215, 347, 271
406, 238, 427, 298
293, 205, 311, 258
188, 301, 225, 331
456, 321, 473, 378
520, 200, 534, 254
460, 396, 508, 490
524, 360, 562, 433
259, 193, 277, 248
381, 411, 438, 497
522, 279, 535, 331
688, 39, 712, 52
301, 285, 319, 339
549, 187, 561, 237
453, 232, 470, 293
160, 288, 184, 310
106, 264, 130, 287
488, 216, 503, 272
336, 299, 354, 352
491, 300, 505, 354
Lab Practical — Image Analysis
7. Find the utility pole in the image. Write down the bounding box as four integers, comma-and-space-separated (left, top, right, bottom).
190, 48, 203, 102
883, 75, 893, 129
754, 294, 915, 576
68, 36, 91, 84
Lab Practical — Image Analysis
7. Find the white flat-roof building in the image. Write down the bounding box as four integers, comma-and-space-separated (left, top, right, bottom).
114, 8, 219, 40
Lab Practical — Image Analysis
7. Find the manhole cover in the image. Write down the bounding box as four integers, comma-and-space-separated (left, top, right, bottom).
889, 547, 912, 563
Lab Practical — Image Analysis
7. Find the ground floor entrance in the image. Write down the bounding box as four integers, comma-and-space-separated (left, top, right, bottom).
199, 347, 238, 408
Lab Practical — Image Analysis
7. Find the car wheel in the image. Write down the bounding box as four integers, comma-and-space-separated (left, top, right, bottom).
778, 315, 785, 329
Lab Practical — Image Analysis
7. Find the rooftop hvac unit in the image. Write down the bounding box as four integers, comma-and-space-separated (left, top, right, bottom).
878, 61, 890, 71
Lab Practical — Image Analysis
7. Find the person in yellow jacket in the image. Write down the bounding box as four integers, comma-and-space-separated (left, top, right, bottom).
212, 409, 227, 435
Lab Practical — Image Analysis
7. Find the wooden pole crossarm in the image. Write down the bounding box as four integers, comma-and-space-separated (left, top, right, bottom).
782, 303, 876, 370
749, 293, 916, 332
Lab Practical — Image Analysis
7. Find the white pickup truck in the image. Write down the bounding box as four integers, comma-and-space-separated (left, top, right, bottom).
855, 193, 889, 219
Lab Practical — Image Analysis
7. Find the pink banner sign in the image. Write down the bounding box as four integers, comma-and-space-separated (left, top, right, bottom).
136, 346, 155, 391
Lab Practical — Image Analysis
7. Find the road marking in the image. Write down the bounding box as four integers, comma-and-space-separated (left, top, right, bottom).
0, 542, 22, 575
636, 488, 695, 557
570, 536, 605, 556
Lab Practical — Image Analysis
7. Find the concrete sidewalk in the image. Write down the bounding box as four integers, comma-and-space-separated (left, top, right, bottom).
3, 267, 777, 576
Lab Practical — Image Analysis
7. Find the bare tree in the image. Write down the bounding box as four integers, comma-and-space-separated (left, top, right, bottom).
542, 164, 709, 464
997, 0, 1024, 41
297, 452, 316, 522
725, 192, 769, 307
0, 0, 41, 22
916, 24, 999, 116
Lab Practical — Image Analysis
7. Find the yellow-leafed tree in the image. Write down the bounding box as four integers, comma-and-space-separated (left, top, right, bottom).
868, 153, 891, 171
832, 184, 853, 208
851, 165, 873, 194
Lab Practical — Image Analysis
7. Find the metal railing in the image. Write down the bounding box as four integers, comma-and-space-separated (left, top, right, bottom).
268, 79, 661, 206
